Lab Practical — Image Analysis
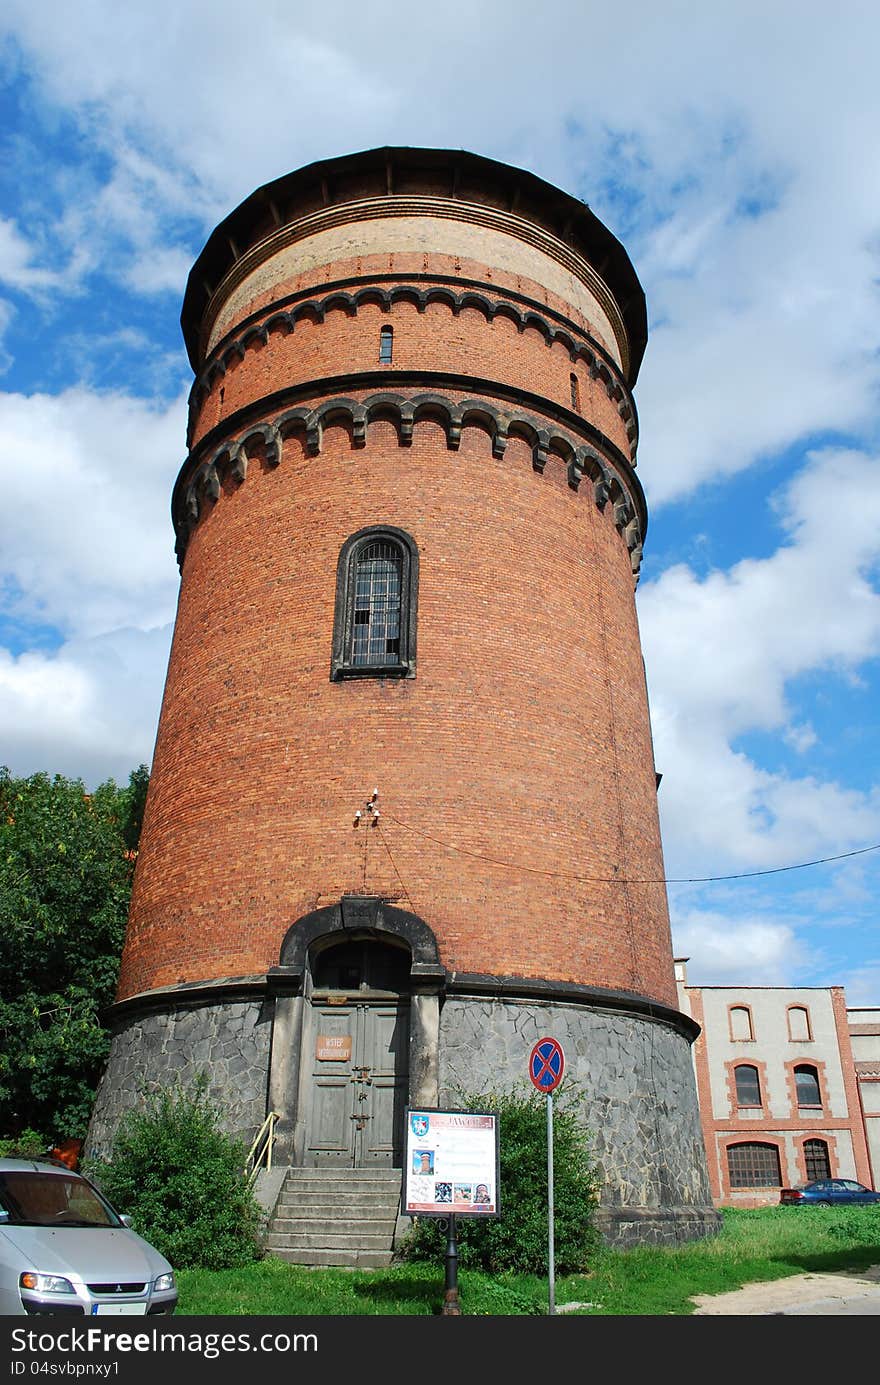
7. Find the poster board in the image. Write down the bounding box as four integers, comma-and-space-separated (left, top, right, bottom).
403, 1108, 500, 1217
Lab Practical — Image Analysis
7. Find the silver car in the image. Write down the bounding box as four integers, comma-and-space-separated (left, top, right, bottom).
0, 1158, 177, 1316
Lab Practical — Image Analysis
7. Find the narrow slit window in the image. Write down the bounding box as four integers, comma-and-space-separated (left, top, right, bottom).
570, 372, 580, 410
379, 325, 394, 364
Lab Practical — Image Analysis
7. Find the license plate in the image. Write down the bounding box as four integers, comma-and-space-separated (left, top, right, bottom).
91, 1303, 148, 1315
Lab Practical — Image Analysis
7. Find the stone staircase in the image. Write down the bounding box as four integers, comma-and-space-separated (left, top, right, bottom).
263, 1167, 404, 1268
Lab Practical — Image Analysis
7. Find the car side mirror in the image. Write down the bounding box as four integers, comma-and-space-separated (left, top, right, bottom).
120, 1214, 133, 1228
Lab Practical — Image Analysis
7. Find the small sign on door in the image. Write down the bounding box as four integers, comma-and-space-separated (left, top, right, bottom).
316, 1034, 352, 1061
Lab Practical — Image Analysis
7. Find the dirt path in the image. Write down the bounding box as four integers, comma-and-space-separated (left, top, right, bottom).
691, 1264, 880, 1315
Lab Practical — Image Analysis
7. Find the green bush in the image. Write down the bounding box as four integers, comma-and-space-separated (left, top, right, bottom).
400, 1086, 600, 1274
87, 1079, 262, 1270
812, 1203, 880, 1246
0, 1128, 47, 1158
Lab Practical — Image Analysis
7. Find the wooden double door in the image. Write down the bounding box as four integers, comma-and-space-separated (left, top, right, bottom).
304, 996, 409, 1167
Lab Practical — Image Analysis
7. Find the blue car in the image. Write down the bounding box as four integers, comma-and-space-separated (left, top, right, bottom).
780, 1178, 880, 1206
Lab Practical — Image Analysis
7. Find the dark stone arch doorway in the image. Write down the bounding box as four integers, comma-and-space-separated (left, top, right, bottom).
268, 897, 445, 1169
305, 935, 410, 1167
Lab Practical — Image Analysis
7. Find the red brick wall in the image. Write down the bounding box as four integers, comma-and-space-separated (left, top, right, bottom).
118, 203, 675, 1008
190, 250, 632, 454
192, 291, 630, 455
832, 987, 873, 1186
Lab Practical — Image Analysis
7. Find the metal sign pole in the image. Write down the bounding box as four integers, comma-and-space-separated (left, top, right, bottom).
528, 1036, 564, 1318
442, 1213, 461, 1315
547, 1091, 555, 1315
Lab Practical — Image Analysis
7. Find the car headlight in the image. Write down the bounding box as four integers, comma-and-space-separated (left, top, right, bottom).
20, 1272, 75, 1294
153, 1273, 175, 1293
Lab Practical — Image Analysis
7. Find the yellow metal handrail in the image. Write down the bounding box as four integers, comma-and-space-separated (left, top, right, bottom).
245, 1110, 281, 1187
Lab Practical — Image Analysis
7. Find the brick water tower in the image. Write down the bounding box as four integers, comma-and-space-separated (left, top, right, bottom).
89, 147, 718, 1247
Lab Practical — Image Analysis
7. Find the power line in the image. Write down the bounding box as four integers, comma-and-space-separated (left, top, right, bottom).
381, 811, 880, 885
375, 821, 419, 914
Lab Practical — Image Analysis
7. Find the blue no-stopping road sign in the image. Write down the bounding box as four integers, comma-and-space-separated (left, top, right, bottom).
528, 1036, 565, 1093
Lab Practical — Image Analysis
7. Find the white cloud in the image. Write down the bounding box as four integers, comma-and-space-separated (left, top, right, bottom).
0, 216, 63, 293
842, 961, 880, 1008
0, 299, 14, 373
783, 723, 817, 754
0, 3, 877, 511
0, 387, 185, 638
1, 3, 395, 226
0, 381, 181, 786
0, 624, 171, 786
638, 446, 880, 873
671, 910, 814, 987
125, 245, 193, 297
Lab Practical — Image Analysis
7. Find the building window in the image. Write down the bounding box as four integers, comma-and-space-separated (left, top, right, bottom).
734, 1063, 762, 1107
788, 1006, 812, 1042
312, 939, 410, 994
570, 372, 580, 410
727, 1142, 782, 1189
730, 1005, 754, 1041
331, 526, 418, 680
379, 325, 393, 363
794, 1064, 821, 1108
804, 1138, 831, 1181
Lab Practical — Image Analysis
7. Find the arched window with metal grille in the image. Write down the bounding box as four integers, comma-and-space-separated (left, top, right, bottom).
331, 526, 419, 680
727, 1141, 782, 1189
803, 1138, 831, 1181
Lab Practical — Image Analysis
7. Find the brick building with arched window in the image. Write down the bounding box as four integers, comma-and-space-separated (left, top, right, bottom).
674, 960, 880, 1205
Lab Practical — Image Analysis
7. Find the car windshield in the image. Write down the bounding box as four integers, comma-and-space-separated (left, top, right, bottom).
0, 1172, 120, 1228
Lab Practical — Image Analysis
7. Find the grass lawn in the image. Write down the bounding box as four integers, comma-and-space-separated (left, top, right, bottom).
174, 1205, 880, 1316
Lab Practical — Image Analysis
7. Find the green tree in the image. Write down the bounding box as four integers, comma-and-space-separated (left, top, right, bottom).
0, 764, 148, 1141
88, 1079, 262, 1270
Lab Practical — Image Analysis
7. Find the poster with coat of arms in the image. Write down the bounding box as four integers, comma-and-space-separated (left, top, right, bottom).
403, 1108, 500, 1217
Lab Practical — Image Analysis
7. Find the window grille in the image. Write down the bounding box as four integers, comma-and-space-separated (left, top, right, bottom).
570, 372, 580, 410
379, 326, 393, 364
727, 1142, 781, 1188
331, 526, 418, 680
352, 541, 402, 665
794, 1064, 821, 1107
734, 1063, 761, 1107
312, 939, 410, 993
804, 1139, 830, 1181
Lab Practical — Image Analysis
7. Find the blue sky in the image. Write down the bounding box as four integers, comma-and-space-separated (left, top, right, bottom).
1, 1, 879, 1002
